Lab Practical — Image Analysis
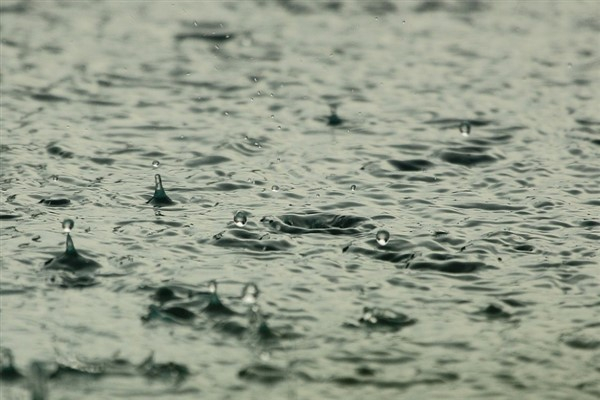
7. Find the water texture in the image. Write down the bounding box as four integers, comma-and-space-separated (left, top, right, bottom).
1, 1, 599, 399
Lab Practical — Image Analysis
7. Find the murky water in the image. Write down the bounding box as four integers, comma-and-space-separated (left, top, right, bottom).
1, 1, 599, 399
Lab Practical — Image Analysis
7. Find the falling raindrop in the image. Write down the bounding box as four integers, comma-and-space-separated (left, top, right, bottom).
152, 160, 160, 168
233, 211, 248, 227
209, 280, 217, 294
62, 219, 74, 233
375, 229, 390, 246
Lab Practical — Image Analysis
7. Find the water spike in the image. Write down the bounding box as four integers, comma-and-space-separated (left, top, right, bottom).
147, 174, 174, 206
327, 105, 343, 126
155, 174, 163, 191
65, 233, 78, 255
203, 280, 236, 315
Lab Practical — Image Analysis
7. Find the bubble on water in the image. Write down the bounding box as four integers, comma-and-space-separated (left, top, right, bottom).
459, 121, 471, 136
233, 211, 248, 227
271, 185, 279, 192
152, 160, 160, 168
241, 283, 259, 305
375, 229, 390, 246
209, 280, 217, 294
351, 184, 357, 191
62, 219, 74, 233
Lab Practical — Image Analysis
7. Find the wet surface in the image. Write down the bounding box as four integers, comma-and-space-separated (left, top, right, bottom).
1, 1, 599, 399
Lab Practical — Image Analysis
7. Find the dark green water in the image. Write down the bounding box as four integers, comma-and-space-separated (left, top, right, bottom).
1, 1, 599, 399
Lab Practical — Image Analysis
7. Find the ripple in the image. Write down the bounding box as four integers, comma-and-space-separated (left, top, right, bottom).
261, 213, 368, 236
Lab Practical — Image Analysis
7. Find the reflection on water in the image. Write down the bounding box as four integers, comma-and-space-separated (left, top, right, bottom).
1, 0, 599, 399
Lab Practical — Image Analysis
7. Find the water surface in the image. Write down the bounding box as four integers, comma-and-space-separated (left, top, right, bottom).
1, 1, 599, 399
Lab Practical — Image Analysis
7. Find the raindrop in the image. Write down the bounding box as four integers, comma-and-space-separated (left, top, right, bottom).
271, 185, 279, 192
209, 280, 217, 294
193, 21, 198, 27
350, 184, 357, 191
62, 219, 74, 233
224, 111, 229, 116
375, 229, 390, 246
241, 283, 259, 305
459, 121, 471, 136
152, 160, 160, 168
233, 211, 248, 227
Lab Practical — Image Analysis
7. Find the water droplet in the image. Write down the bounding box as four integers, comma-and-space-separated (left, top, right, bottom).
62, 219, 74, 233
271, 185, 279, 192
154, 210, 163, 216
193, 21, 198, 27
351, 184, 357, 191
214, 45, 220, 50
361, 308, 378, 324
375, 230, 390, 246
233, 211, 248, 227
459, 121, 471, 136
152, 160, 160, 168
224, 111, 229, 116
241, 283, 259, 305
208, 280, 217, 294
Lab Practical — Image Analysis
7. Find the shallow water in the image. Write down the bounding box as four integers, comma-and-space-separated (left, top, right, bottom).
1, 1, 599, 399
